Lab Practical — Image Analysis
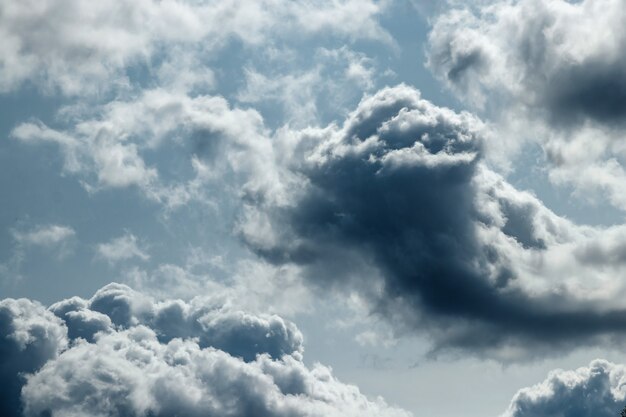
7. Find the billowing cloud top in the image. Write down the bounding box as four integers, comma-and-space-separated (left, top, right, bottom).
503, 360, 626, 417
0, 284, 410, 417
239, 83, 626, 359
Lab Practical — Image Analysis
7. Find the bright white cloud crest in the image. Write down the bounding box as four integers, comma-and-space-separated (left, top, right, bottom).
1, 284, 410, 417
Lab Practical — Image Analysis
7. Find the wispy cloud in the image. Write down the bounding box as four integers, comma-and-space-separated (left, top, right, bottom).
96, 232, 150, 265
12, 224, 75, 247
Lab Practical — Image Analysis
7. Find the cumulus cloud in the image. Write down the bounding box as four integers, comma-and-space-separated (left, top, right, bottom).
19, 82, 626, 359
22, 326, 410, 417
427, 0, 626, 124
11, 224, 75, 248
0, 0, 390, 95
426, 0, 626, 207
0, 298, 67, 417
12, 120, 157, 190
96, 232, 150, 264
0, 284, 410, 417
11, 89, 277, 208
502, 360, 626, 417
237, 84, 626, 359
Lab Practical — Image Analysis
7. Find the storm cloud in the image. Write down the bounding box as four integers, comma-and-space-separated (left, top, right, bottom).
0, 284, 410, 417
239, 84, 626, 359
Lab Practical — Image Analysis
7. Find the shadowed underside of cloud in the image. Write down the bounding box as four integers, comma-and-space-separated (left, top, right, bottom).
502, 360, 626, 417
0, 299, 67, 417
424, 0, 626, 212
50, 282, 304, 362
426, 0, 626, 126
239, 84, 626, 359
0, 283, 411, 417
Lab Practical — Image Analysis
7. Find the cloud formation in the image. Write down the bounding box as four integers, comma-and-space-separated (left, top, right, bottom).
0, 0, 390, 95
427, 0, 626, 125
18, 81, 626, 360
238, 84, 626, 359
11, 89, 278, 209
11, 224, 75, 248
426, 0, 626, 208
7, 224, 76, 265
0, 298, 67, 417
96, 232, 150, 264
502, 360, 626, 417
0, 284, 410, 417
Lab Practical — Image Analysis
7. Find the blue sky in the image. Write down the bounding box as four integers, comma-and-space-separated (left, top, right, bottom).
2, 1, 626, 417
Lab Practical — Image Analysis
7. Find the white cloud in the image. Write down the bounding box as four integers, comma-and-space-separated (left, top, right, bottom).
12, 224, 76, 247
0, 284, 411, 417
96, 232, 150, 264
123, 256, 313, 318
426, 0, 626, 208
11, 89, 278, 210
237, 46, 378, 125
0, 0, 391, 95
22, 327, 411, 417
502, 360, 626, 417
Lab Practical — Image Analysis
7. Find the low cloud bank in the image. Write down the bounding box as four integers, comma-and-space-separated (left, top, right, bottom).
0, 283, 410, 417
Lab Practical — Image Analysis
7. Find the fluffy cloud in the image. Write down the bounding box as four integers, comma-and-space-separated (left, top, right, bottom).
0, 0, 390, 95
426, 0, 626, 208
427, 0, 626, 124
22, 327, 409, 417
12, 120, 157, 191
20, 82, 626, 359
96, 232, 150, 264
51, 283, 305, 361
13, 72, 626, 359
238, 84, 626, 359
0, 298, 67, 417
11, 89, 277, 208
0, 283, 410, 417
502, 360, 626, 417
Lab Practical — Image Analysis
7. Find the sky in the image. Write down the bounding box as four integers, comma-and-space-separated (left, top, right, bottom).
2, 0, 626, 416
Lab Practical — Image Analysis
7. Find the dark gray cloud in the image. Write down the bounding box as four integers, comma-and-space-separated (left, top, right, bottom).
239, 84, 626, 359
0, 299, 67, 417
502, 360, 626, 417
426, 0, 626, 127
1, 284, 410, 417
